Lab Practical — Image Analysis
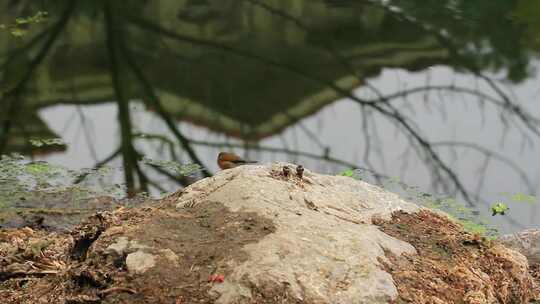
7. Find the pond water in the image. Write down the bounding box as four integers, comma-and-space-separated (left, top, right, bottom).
1, 1, 539, 234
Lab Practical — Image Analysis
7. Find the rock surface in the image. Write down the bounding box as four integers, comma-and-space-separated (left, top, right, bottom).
176, 163, 419, 303
0, 163, 537, 303
126, 251, 156, 274
499, 229, 540, 264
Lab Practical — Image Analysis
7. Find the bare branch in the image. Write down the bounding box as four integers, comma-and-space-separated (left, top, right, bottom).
432, 141, 535, 194
119, 37, 211, 177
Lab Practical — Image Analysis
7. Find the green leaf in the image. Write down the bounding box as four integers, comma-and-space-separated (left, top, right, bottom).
510, 193, 536, 204
491, 202, 509, 216
10, 27, 27, 37
15, 17, 29, 24
25, 162, 52, 175
340, 169, 354, 177
30, 138, 65, 147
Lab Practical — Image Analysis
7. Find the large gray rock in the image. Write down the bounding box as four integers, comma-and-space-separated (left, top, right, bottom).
3, 163, 535, 303
176, 163, 419, 303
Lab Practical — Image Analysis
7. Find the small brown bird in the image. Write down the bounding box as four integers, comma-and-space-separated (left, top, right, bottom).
217, 152, 257, 170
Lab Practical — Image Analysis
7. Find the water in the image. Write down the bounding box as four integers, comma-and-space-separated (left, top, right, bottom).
1, 0, 539, 233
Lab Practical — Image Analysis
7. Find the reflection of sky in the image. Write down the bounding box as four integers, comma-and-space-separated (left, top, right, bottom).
38, 62, 540, 234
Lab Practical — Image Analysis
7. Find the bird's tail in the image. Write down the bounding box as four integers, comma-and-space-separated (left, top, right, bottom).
236, 160, 257, 164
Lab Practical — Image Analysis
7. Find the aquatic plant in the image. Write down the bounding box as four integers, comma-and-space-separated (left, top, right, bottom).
0, 11, 48, 37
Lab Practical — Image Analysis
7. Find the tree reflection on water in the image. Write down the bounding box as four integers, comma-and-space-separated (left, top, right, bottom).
0, 0, 539, 231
